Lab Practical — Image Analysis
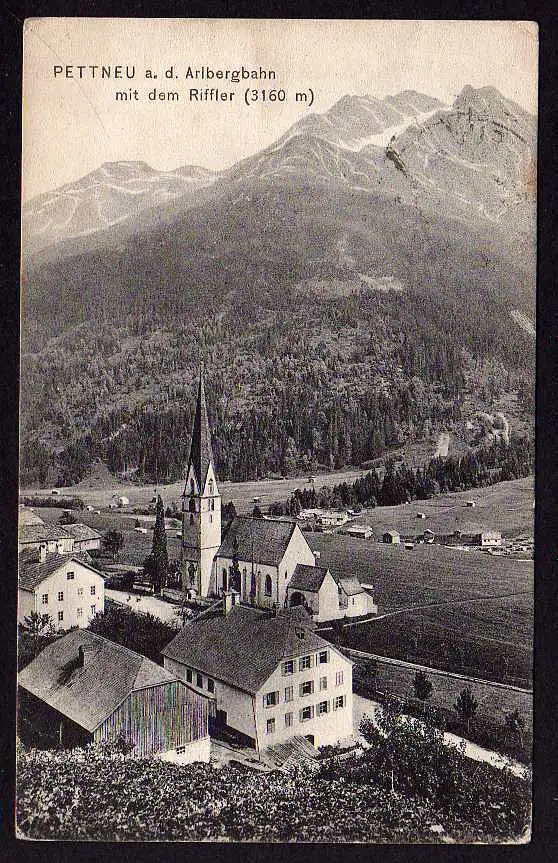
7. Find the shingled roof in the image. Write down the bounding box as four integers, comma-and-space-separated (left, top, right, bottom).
217, 517, 299, 567
61, 523, 103, 542
162, 605, 336, 694
288, 564, 331, 593
185, 368, 215, 491
18, 523, 73, 545
18, 550, 102, 591
18, 630, 180, 732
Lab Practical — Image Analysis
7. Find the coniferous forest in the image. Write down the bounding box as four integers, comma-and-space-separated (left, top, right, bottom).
20, 284, 534, 487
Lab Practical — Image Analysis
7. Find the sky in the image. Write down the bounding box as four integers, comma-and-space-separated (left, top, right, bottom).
22, 18, 538, 201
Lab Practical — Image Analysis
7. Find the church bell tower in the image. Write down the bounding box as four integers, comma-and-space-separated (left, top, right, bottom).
181, 367, 221, 597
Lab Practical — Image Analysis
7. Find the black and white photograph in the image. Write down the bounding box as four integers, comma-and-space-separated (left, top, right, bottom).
17, 18, 536, 843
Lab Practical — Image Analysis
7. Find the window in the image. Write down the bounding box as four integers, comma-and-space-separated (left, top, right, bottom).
57, 591, 64, 602
190, 514, 194, 525
58, 611, 64, 622
335, 671, 344, 686
299, 655, 312, 671
186, 669, 192, 683
210, 499, 215, 511
77, 608, 83, 618
208, 479, 214, 495
90, 605, 96, 616
222, 568, 227, 590
90, 585, 96, 596
67, 571, 74, 580
264, 574, 272, 596
264, 691, 279, 708
319, 676, 328, 691
333, 695, 345, 710
77, 587, 83, 596
266, 718, 276, 735
285, 712, 293, 728
284, 685, 293, 703
318, 650, 329, 664
190, 479, 195, 494
41, 594, 48, 605
299, 705, 314, 722
282, 660, 294, 675
196, 673, 203, 688
299, 680, 314, 697
207, 678, 215, 693
176, 745, 186, 755
317, 700, 329, 716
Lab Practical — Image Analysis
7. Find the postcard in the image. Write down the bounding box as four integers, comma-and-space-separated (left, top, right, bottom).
17, 18, 536, 842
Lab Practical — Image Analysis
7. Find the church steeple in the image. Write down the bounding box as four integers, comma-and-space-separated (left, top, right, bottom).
181, 366, 221, 598
187, 366, 215, 492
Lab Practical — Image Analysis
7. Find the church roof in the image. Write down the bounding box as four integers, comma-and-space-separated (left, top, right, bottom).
186, 368, 215, 491
162, 605, 335, 694
19, 630, 180, 732
217, 517, 298, 567
288, 564, 331, 593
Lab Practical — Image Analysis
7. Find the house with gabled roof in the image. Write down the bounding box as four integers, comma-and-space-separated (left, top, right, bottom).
18, 629, 210, 761
18, 522, 75, 555
214, 516, 316, 609
162, 596, 353, 750
286, 564, 378, 622
18, 547, 105, 630
60, 522, 103, 552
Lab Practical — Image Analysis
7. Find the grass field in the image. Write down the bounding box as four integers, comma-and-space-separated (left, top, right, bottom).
349, 477, 534, 539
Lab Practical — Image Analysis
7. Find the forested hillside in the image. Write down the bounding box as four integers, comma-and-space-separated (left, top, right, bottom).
21, 283, 534, 487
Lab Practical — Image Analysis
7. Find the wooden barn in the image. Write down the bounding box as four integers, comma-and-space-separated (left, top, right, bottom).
18, 630, 211, 762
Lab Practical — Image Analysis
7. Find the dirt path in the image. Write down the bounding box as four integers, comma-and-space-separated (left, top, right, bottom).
353, 695, 529, 778
435, 432, 450, 458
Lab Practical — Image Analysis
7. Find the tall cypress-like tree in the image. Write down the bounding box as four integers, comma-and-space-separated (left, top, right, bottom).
145, 495, 168, 595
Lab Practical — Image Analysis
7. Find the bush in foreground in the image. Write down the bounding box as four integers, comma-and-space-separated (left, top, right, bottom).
16, 733, 530, 843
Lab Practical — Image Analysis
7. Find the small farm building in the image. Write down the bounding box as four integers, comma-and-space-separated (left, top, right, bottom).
382, 530, 401, 544
18, 629, 210, 761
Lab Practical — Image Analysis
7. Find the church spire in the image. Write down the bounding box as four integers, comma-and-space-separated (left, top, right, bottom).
187, 365, 215, 491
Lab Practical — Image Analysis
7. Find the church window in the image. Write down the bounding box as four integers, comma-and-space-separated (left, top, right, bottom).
208, 479, 214, 495
190, 479, 195, 494
189, 498, 196, 513
222, 568, 227, 590
250, 573, 256, 597
264, 574, 272, 596
210, 499, 215, 511
190, 514, 194, 525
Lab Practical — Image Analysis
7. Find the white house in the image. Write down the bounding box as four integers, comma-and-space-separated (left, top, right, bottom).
318, 511, 349, 528
18, 523, 75, 555
18, 546, 105, 631
473, 530, 502, 547
162, 596, 353, 750
61, 523, 103, 552
214, 517, 316, 610
338, 577, 378, 617
286, 565, 377, 622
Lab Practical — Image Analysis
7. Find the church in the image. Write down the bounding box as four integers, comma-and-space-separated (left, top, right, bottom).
180, 369, 377, 621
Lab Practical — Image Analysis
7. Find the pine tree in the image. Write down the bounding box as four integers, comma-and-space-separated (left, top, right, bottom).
144, 495, 168, 595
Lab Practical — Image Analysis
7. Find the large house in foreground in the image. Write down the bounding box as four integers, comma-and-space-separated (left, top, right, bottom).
18, 547, 105, 630
18, 629, 211, 762
163, 595, 353, 750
